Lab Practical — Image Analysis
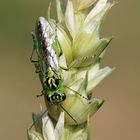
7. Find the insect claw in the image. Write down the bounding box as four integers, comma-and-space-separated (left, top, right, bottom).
36, 93, 44, 98
60, 66, 70, 71
30, 59, 39, 63
35, 69, 41, 73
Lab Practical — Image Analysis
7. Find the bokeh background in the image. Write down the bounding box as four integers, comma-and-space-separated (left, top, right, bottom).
0, 0, 139, 139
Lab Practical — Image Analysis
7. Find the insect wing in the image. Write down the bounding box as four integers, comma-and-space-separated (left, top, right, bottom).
36, 17, 59, 74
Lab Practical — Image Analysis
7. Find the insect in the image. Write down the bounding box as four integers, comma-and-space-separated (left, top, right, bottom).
30, 17, 89, 129
31, 17, 67, 105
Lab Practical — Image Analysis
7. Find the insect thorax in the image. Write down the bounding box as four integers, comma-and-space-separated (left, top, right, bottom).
44, 67, 62, 90
43, 68, 66, 105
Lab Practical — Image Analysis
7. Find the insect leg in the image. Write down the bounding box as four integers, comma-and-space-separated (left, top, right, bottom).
59, 66, 69, 71
36, 89, 46, 98
30, 32, 41, 63
59, 104, 78, 125
64, 85, 89, 101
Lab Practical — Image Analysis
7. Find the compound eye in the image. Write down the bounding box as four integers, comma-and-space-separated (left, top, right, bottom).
46, 95, 50, 102
62, 93, 66, 101
51, 95, 56, 100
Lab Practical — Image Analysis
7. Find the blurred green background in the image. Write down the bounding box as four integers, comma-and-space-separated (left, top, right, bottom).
0, 0, 140, 139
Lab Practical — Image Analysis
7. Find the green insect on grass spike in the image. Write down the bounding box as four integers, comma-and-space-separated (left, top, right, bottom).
30, 17, 91, 128
31, 17, 66, 105
28, 0, 114, 140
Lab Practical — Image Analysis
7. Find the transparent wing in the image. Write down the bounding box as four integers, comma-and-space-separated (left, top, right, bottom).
36, 17, 59, 75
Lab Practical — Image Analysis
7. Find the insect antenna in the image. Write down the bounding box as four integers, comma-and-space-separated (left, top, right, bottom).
64, 85, 89, 101
28, 109, 47, 130
28, 105, 53, 130
59, 104, 78, 125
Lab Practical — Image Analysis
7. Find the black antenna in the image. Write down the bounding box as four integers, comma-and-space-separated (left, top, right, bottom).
28, 105, 53, 130
28, 109, 48, 130
59, 104, 78, 125
64, 85, 89, 100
